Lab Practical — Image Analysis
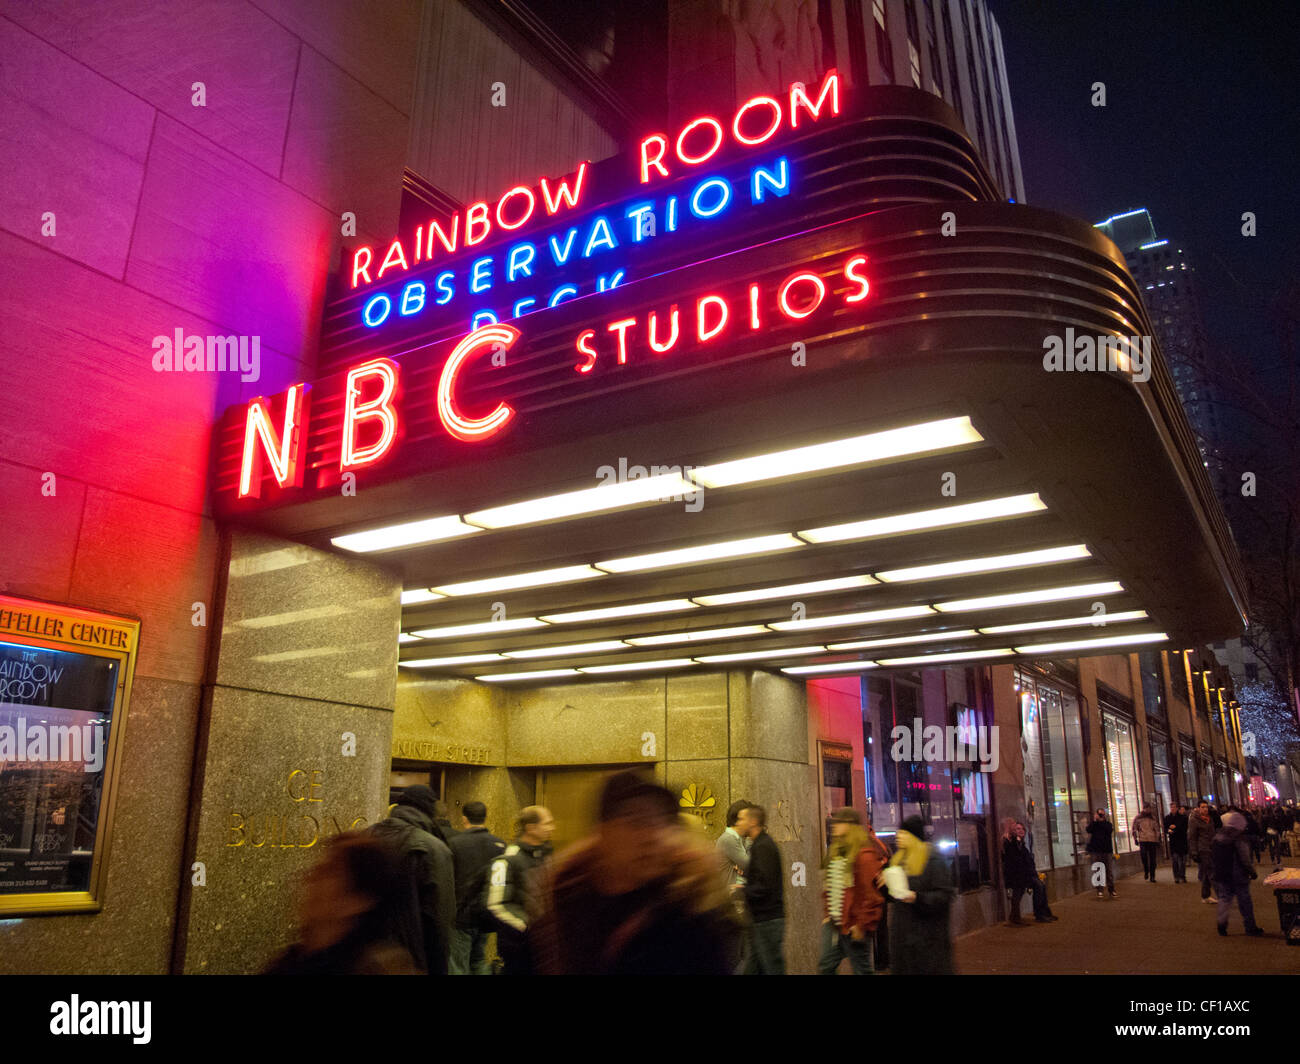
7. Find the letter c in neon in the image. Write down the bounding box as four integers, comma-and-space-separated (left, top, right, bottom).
437, 323, 519, 442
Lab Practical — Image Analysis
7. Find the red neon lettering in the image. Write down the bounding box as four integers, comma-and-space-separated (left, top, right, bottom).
350, 247, 373, 289
414, 226, 423, 264
675, 116, 724, 166
844, 254, 870, 303
607, 317, 637, 364
639, 135, 669, 184
733, 96, 783, 146
238, 385, 305, 499
697, 295, 729, 342
496, 186, 536, 230
341, 358, 400, 471
437, 324, 518, 442
376, 239, 408, 279
465, 202, 490, 246
427, 215, 459, 258
748, 284, 761, 329
790, 69, 840, 128
540, 162, 589, 214
778, 272, 826, 319
574, 330, 597, 374
648, 307, 680, 353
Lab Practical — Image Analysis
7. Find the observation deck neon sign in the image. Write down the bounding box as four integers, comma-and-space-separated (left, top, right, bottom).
345, 71, 842, 336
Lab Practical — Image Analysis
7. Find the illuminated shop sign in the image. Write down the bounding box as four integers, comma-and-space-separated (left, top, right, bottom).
339, 71, 842, 339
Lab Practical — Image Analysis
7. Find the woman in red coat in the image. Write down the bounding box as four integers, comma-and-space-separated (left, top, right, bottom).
819, 807, 889, 974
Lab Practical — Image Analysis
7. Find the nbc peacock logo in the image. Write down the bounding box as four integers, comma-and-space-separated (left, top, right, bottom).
679, 784, 717, 824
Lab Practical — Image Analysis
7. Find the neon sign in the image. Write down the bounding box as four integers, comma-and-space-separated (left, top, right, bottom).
232, 248, 872, 499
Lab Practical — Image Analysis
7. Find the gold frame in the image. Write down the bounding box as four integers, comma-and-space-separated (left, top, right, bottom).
0, 594, 140, 915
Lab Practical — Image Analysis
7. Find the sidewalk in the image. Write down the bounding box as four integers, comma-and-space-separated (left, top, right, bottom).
954, 857, 1299, 974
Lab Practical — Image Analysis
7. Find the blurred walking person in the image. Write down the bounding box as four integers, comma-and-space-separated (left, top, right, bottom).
1085, 808, 1117, 898
716, 798, 753, 973
484, 805, 554, 975
884, 816, 955, 975
1211, 810, 1264, 936
446, 800, 505, 975
1164, 804, 1189, 883
1001, 818, 1056, 923
1188, 800, 1217, 903
819, 807, 888, 974
532, 773, 738, 974
264, 833, 417, 975
738, 803, 785, 974
1133, 805, 1161, 882
369, 784, 455, 974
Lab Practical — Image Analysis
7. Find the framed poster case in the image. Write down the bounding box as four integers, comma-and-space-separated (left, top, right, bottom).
0, 595, 139, 914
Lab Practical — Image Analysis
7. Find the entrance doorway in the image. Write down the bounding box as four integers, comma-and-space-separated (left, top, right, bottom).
536, 765, 650, 855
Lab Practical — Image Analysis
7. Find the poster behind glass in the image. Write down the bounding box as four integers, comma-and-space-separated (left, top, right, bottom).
0, 640, 119, 895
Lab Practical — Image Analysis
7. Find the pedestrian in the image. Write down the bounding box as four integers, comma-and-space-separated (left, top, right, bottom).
1265, 807, 1283, 864
1187, 800, 1217, 903
483, 805, 554, 975
1211, 811, 1265, 936
368, 784, 456, 974
446, 800, 506, 975
1133, 805, 1161, 882
1001, 818, 1056, 923
884, 816, 955, 975
531, 772, 738, 974
1084, 808, 1117, 898
737, 802, 785, 974
264, 833, 418, 975
819, 807, 888, 974
434, 799, 461, 841
716, 798, 753, 972
1244, 807, 1263, 864
1164, 804, 1190, 883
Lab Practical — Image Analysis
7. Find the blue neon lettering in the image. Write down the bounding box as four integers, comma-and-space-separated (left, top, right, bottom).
583, 216, 618, 258
469, 256, 494, 294
549, 285, 578, 307
666, 196, 678, 232
434, 271, 455, 305
549, 229, 578, 265
507, 242, 536, 281
471, 310, 498, 330
624, 202, 655, 242
751, 157, 790, 202
689, 177, 732, 219
597, 271, 625, 292
400, 282, 426, 316
363, 293, 392, 327
512, 297, 537, 317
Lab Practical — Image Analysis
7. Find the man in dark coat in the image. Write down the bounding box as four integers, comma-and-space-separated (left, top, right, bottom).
1001, 820, 1055, 923
368, 784, 455, 974
1211, 810, 1264, 936
1187, 800, 1217, 902
1085, 808, 1117, 898
887, 815, 955, 974
738, 803, 785, 974
1164, 804, 1190, 883
446, 800, 505, 975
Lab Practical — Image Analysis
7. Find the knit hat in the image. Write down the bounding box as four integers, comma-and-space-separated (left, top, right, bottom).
830, 807, 861, 824
395, 784, 440, 822
899, 815, 927, 841
1221, 811, 1246, 831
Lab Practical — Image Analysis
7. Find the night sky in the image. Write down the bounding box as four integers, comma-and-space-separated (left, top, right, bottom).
989, 1, 1299, 382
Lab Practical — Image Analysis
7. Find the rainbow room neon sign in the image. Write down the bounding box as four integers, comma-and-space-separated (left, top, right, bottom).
235, 249, 871, 500
344, 71, 842, 337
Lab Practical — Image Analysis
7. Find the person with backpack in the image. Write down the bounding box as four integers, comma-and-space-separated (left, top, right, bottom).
446, 800, 506, 975
368, 784, 456, 974
484, 806, 554, 975
1211, 810, 1264, 936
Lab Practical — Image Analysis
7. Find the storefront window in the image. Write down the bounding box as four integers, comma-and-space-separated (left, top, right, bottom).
1102, 713, 1142, 852
1017, 669, 1088, 870
1139, 650, 1165, 724
1150, 736, 1173, 820
1018, 678, 1052, 870
1180, 747, 1197, 804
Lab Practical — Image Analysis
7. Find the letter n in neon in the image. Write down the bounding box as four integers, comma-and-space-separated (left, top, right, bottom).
239, 384, 306, 498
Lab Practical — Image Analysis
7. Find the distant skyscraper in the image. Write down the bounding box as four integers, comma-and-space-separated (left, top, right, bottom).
1094, 208, 1223, 469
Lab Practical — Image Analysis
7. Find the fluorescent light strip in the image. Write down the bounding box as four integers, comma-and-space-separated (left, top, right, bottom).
476, 668, 580, 682
626, 625, 769, 647
503, 640, 628, 660
933, 581, 1123, 613
398, 633, 420, 643
696, 645, 827, 664
578, 658, 697, 675
539, 599, 699, 624
464, 473, 695, 529
1014, 632, 1168, 655
828, 629, 980, 651
333, 516, 480, 553
876, 648, 1014, 666
782, 661, 880, 675
401, 588, 444, 605
596, 533, 803, 574
770, 605, 934, 632
690, 416, 983, 488
412, 618, 548, 640
979, 610, 1148, 636
693, 575, 876, 607
875, 545, 1089, 583
799, 494, 1045, 544
433, 564, 604, 597
400, 653, 506, 668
